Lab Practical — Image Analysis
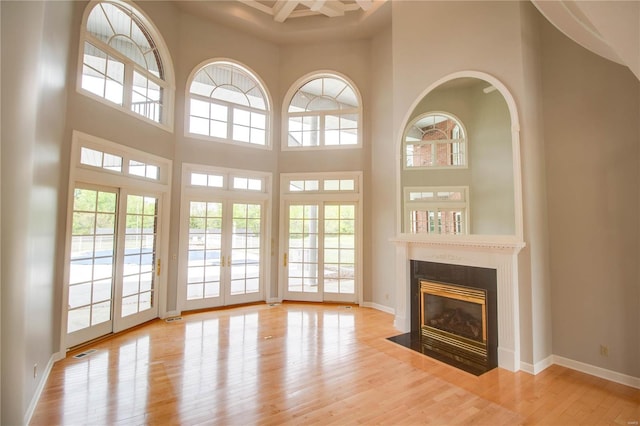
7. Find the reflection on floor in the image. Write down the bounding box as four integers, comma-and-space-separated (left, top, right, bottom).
31, 302, 640, 425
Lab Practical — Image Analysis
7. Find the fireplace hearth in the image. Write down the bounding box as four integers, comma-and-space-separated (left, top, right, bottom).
388, 260, 498, 375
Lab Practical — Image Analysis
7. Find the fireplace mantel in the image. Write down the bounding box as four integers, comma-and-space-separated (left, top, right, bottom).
391, 234, 526, 372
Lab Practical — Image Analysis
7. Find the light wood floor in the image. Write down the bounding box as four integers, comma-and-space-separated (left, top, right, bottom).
31, 303, 639, 425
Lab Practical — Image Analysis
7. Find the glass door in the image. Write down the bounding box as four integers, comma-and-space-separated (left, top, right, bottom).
185, 200, 223, 308
283, 202, 357, 303
114, 192, 160, 332
285, 204, 321, 302
183, 199, 264, 310
228, 202, 262, 304
323, 204, 356, 301
67, 186, 118, 347
66, 186, 162, 348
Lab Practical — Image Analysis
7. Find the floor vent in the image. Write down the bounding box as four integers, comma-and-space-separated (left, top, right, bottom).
73, 349, 97, 359
165, 316, 183, 322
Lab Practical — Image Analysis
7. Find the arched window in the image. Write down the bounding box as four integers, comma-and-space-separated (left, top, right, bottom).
284, 73, 361, 149
187, 61, 270, 148
79, 1, 174, 128
404, 112, 467, 169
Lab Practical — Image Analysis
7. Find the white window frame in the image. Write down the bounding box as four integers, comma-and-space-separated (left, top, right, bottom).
60, 130, 172, 351
403, 111, 467, 170
403, 186, 469, 234
177, 164, 273, 310
279, 171, 363, 304
282, 71, 362, 151
77, 0, 175, 132
185, 59, 272, 150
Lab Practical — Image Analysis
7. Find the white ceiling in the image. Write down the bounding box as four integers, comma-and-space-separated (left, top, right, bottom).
531, 0, 639, 81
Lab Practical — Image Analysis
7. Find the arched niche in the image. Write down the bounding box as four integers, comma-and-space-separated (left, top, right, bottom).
397, 71, 524, 241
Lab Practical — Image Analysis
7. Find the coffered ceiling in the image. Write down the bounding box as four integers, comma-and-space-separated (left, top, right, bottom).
174, 0, 391, 44
238, 0, 374, 22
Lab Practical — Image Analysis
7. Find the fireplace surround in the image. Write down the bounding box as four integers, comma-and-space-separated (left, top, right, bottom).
389, 260, 498, 375
391, 236, 525, 372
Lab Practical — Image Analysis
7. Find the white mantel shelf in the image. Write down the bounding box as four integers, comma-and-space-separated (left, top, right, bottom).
391, 234, 526, 372
391, 234, 526, 254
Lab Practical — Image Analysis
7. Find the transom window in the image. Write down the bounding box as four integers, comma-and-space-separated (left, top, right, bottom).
187, 61, 270, 148
185, 165, 267, 194
78, 141, 169, 184
404, 113, 466, 169
79, 1, 174, 128
284, 176, 358, 193
285, 74, 361, 149
404, 186, 469, 234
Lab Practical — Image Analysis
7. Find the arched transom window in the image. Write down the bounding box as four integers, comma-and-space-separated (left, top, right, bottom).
80, 1, 174, 128
404, 113, 467, 169
285, 74, 361, 149
187, 61, 270, 147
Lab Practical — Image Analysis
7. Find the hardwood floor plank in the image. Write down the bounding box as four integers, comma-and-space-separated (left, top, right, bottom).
30, 303, 639, 425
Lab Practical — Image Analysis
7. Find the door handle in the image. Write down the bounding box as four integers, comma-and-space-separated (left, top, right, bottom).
156, 259, 161, 276
284, 253, 287, 267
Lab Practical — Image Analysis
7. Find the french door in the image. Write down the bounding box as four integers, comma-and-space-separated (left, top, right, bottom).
283, 202, 357, 303
66, 184, 162, 347
181, 197, 264, 310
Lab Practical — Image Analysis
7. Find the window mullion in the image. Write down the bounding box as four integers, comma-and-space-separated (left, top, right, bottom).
318, 202, 325, 292
227, 104, 234, 140
123, 63, 134, 110
319, 113, 325, 147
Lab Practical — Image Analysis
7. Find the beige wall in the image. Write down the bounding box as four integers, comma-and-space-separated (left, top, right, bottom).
389, 1, 554, 367
3, 1, 640, 422
518, 0, 553, 369
1, 1, 74, 424
369, 26, 394, 306
541, 16, 640, 377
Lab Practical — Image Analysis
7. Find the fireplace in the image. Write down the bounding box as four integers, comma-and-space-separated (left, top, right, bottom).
389, 260, 498, 375
420, 280, 489, 372
390, 236, 525, 372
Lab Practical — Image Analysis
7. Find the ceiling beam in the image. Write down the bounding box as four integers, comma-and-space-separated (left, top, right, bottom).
237, 0, 274, 15
355, 0, 373, 11
273, 0, 300, 22
301, 0, 345, 17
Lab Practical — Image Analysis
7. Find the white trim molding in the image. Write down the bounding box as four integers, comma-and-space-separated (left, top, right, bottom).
24, 354, 57, 426
553, 355, 640, 390
391, 235, 525, 372
361, 301, 395, 315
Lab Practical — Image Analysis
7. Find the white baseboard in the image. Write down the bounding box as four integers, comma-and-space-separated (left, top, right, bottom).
24, 353, 57, 425
498, 347, 520, 373
361, 301, 395, 315
161, 310, 181, 319
552, 355, 640, 389
520, 355, 554, 375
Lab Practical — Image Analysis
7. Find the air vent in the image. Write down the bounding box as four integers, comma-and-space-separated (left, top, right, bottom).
165, 316, 182, 322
